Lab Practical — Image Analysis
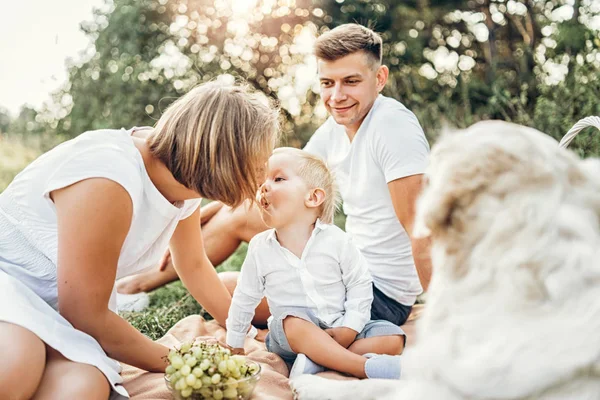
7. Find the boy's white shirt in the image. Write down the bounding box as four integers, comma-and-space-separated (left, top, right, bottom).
225, 219, 373, 349
304, 95, 430, 306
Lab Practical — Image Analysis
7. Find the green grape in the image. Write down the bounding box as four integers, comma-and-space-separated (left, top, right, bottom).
226, 359, 237, 372
199, 388, 212, 398
183, 353, 192, 362
180, 364, 191, 376
218, 360, 228, 374
192, 378, 203, 390
180, 342, 192, 353
171, 355, 184, 370
192, 367, 204, 378
176, 377, 188, 391
248, 363, 259, 374
213, 389, 224, 400
185, 373, 197, 387
171, 372, 182, 384
180, 387, 193, 398
200, 359, 211, 371
185, 356, 197, 367
223, 387, 238, 399
211, 373, 221, 384
201, 375, 212, 386
230, 368, 241, 379
166, 365, 176, 375
224, 377, 238, 389
168, 349, 178, 360
192, 347, 202, 359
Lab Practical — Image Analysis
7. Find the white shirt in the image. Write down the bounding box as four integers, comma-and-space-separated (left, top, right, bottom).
226, 220, 373, 349
304, 95, 430, 306
0, 127, 201, 311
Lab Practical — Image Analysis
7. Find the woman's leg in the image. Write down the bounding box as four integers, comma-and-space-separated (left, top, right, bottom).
32, 346, 110, 400
117, 201, 269, 294
283, 316, 368, 378
347, 335, 405, 356
0, 322, 47, 400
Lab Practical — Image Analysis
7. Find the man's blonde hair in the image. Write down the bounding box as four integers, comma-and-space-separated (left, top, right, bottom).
315, 23, 382, 67
273, 147, 340, 224
148, 81, 279, 207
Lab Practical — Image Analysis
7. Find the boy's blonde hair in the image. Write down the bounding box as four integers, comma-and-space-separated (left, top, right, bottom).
273, 147, 340, 224
148, 81, 279, 207
315, 23, 382, 68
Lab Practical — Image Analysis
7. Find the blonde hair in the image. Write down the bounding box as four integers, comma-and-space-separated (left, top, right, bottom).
315, 23, 382, 67
273, 147, 340, 224
148, 81, 280, 207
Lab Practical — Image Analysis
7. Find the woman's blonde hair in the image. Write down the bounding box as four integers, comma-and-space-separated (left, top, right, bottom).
148, 81, 280, 207
273, 147, 341, 224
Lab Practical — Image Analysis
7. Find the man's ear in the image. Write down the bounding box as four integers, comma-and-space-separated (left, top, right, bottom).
376, 65, 389, 92
305, 188, 326, 209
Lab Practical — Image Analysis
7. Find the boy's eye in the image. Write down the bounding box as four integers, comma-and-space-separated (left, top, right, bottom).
274, 177, 285, 182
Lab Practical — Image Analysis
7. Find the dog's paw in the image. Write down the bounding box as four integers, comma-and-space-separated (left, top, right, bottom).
290, 375, 345, 400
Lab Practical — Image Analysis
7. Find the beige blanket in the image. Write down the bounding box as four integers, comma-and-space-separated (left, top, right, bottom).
122, 305, 423, 399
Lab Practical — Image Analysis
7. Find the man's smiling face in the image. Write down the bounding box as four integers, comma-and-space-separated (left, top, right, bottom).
318, 51, 386, 135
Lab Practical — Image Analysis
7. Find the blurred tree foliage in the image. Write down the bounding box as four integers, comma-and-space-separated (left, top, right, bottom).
21, 0, 600, 155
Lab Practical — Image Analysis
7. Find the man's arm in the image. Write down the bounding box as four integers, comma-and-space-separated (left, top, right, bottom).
388, 174, 432, 292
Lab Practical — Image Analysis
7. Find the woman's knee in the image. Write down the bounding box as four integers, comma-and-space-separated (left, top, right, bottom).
33, 348, 110, 400
0, 322, 46, 400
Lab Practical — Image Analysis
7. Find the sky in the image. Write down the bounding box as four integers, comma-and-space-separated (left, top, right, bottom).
0, 0, 105, 116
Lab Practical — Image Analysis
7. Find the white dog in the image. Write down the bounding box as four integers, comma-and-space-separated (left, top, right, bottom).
291, 121, 600, 400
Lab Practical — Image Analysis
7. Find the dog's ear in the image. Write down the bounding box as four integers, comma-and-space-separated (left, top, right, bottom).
415, 147, 519, 239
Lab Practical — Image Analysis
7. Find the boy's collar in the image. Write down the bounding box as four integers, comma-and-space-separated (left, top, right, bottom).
266, 218, 330, 243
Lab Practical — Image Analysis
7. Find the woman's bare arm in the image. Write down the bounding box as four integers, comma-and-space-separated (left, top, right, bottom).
168, 208, 232, 327
52, 178, 170, 372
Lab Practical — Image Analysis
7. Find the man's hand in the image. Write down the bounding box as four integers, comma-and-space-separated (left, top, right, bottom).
324, 327, 357, 348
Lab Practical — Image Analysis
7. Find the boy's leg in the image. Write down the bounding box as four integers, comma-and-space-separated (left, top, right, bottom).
281, 316, 368, 378
347, 320, 406, 356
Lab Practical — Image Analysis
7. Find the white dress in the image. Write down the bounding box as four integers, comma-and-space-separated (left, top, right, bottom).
0, 127, 201, 398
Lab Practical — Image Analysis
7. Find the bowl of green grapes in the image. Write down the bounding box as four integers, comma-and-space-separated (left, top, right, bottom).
165, 340, 261, 400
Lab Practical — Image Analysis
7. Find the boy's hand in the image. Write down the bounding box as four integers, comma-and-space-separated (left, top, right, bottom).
255, 328, 268, 342
231, 347, 245, 355
324, 327, 357, 348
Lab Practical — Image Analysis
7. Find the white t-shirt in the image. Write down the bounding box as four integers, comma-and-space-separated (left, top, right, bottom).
0, 128, 201, 311
226, 220, 373, 349
304, 95, 430, 306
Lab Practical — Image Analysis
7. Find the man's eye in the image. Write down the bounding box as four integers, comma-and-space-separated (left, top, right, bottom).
320, 81, 332, 87
346, 80, 359, 84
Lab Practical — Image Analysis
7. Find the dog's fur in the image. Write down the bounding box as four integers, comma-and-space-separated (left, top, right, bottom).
291, 121, 600, 400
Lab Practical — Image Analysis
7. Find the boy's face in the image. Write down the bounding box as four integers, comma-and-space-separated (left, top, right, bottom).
258, 153, 310, 229
318, 51, 388, 134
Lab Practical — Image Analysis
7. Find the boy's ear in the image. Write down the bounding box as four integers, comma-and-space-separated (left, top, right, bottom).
305, 188, 326, 209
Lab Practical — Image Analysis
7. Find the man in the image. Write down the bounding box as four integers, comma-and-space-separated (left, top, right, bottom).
118, 23, 432, 327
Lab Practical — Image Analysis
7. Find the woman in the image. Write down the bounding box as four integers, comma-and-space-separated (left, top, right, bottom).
0, 82, 279, 399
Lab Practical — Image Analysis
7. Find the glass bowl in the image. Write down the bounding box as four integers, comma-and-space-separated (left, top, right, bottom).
165, 360, 261, 400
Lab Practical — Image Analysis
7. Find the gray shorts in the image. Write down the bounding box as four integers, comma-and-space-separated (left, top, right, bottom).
265, 307, 405, 363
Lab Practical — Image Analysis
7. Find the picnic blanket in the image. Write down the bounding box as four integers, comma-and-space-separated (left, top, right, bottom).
121, 305, 423, 399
